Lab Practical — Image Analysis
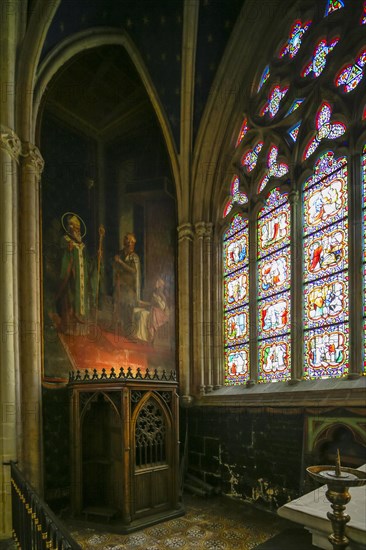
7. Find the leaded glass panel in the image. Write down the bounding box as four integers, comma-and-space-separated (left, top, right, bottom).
258, 250, 290, 298
225, 344, 249, 385
304, 324, 349, 379
258, 335, 291, 382
303, 152, 349, 379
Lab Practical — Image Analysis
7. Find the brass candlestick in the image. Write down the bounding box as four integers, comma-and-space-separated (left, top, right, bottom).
307, 451, 366, 550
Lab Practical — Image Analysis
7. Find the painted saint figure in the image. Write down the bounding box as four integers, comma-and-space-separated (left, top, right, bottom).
56, 213, 89, 334
113, 232, 141, 336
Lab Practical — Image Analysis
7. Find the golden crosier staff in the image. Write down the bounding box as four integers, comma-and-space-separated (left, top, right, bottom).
95, 224, 105, 324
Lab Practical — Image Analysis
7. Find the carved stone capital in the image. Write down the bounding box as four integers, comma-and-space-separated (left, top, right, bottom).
177, 223, 194, 242
288, 190, 299, 205
21, 142, 44, 179
0, 125, 22, 162
194, 221, 206, 239
204, 222, 213, 240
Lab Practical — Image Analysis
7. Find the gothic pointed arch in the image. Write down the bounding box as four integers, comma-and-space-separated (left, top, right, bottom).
33, 28, 181, 209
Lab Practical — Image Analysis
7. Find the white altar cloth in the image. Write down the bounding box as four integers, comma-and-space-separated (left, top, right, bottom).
278, 465, 366, 550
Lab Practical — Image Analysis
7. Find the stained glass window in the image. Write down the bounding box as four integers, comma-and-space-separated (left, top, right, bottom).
260, 85, 289, 118
301, 38, 339, 78
303, 102, 346, 160
223, 214, 250, 384
335, 49, 366, 93
361, 2, 366, 24
288, 122, 301, 142
279, 20, 311, 59
303, 151, 349, 379
257, 189, 291, 382
257, 65, 270, 92
325, 0, 344, 17
241, 142, 263, 172
286, 99, 304, 116
223, 3, 364, 386
258, 145, 289, 193
236, 118, 249, 147
223, 176, 248, 218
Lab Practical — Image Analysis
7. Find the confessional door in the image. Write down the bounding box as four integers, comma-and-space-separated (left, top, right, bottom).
70, 379, 181, 530
131, 391, 175, 519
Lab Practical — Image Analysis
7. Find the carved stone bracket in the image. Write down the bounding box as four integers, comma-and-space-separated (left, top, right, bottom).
21, 142, 44, 180
0, 125, 22, 162
194, 221, 206, 239
177, 222, 194, 242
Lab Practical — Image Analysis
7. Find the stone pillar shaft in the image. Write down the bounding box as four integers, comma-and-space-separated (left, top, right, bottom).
18, 143, 44, 491
203, 223, 213, 391
177, 223, 194, 404
0, 128, 21, 537
194, 222, 206, 395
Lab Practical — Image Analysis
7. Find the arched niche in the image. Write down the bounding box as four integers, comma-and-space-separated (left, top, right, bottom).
80, 391, 122, 515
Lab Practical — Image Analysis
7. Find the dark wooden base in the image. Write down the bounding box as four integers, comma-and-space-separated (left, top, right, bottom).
71, 505, 185, 534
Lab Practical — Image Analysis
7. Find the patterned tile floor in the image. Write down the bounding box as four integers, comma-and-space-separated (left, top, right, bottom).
67, 494, 295, 550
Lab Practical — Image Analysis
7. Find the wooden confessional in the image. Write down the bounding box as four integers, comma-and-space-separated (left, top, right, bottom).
68, 370, 182, 531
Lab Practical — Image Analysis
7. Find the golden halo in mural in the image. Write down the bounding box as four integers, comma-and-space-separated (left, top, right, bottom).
61, 212, 87, 239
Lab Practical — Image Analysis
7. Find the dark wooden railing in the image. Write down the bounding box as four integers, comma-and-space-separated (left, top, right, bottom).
10, 462, 82, 549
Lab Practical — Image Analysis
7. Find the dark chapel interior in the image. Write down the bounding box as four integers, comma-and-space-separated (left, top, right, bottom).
0, 0, 365, 548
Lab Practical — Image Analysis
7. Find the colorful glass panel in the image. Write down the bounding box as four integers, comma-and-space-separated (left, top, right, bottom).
286, 99, 304, 116
224, 215, 250, 384
303, 102, 346, 160
258, 145, 289, 193
258, 205, 290, 258
260, 85, 289, 118
301, 38, 339, 78
223, 177, 248, 217
279, 19, 312, 59
288, 122, 301, 142
225, 307, 249, 344
335, 49, 366, 93
258, 250, 291, 297
303, 152, 348, 379
241, 142, 264, 172
304, 272, 348, 329
258, 335, 291, 382
361, 1, 366, 24
223, 199, 233, 218
257, 65, 270, 92
223, 230, 248, 276
325, 0, 344, 16
303, 150, 346, 190
225, 344, 249, 385
224, 268, 249, 309
261, 188, 289, 213
303, 163, 347, 236
304, 325, 349, 379
235, 118, 249, 147
304, 220, 348, 282
223, 213, 248, 241
258, 292, 290, 336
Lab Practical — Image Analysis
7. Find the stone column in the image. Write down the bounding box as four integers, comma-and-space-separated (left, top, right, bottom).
177, 223, 194, 404
0, 127, 22, 537
289, 190, 302, 381
193, 222, 206, 395
203, 223, 213, 391
211, 229, 222, 389
18, 142, 44, 491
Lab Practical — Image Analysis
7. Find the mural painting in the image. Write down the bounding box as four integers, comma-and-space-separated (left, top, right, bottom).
41, 113, 176, 385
